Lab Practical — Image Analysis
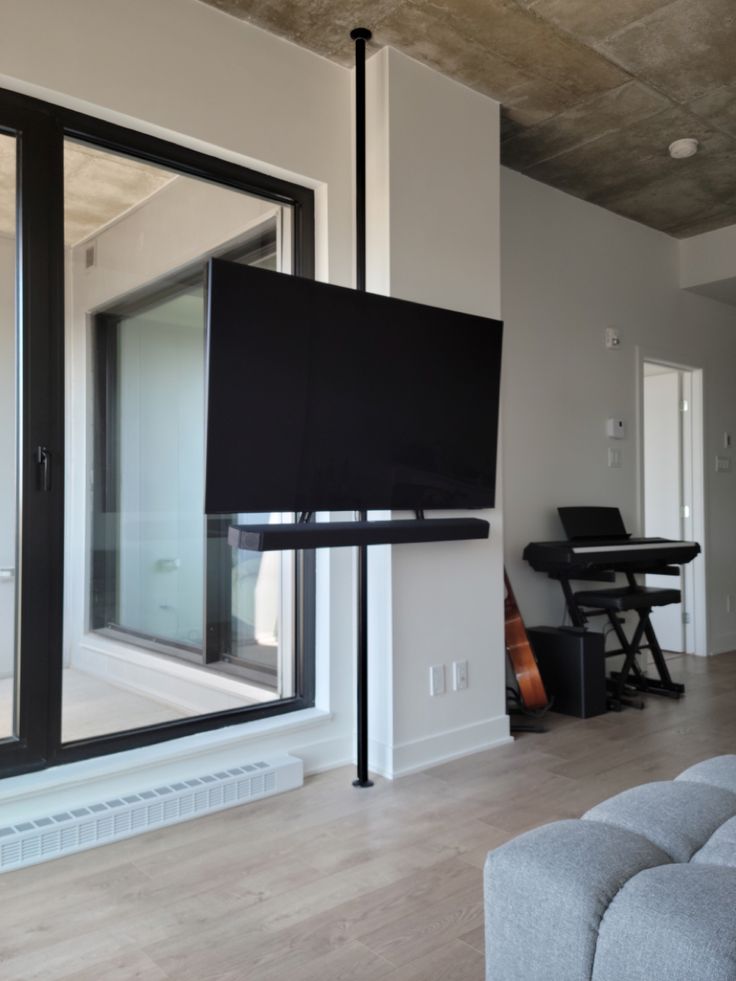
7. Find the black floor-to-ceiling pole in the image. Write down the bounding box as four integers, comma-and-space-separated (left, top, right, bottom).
351, 27, 374, 788
352, 27, 370, 293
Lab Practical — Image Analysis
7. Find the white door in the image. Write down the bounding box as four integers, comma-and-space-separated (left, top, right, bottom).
643, 366, 684, 652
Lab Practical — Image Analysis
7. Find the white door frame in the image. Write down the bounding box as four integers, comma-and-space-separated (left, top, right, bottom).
635, 349, 708, 655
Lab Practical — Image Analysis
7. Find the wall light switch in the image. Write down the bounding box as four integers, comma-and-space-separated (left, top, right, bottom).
430, 664, 445, 696
716, 456, 732, 473
608, 447, 622, 468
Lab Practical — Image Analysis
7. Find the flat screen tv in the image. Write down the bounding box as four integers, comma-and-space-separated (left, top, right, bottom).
205, 259, 503, 514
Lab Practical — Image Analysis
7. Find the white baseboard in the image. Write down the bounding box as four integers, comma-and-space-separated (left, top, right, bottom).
368, 714, 512, 779
710, 634, 736, 656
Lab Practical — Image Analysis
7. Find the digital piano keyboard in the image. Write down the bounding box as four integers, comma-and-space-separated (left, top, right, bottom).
523, 537, 701, 575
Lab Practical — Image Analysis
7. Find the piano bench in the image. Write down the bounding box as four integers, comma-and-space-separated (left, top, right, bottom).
573, 586, 681, 612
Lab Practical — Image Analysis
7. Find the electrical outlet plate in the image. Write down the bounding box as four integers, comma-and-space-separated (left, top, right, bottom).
452, 660, 468, 691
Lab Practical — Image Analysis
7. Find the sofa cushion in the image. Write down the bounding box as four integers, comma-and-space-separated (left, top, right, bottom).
591, 863, 736, 981
677, 755, 736, 795
692, 815, 736, 869
582, 780, 736, 862
484, 819, 669, 981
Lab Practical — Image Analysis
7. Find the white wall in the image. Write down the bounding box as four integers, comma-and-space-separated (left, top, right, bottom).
502, 167, 736, 654
680, 223, 736, 307
366, 49, 507, 777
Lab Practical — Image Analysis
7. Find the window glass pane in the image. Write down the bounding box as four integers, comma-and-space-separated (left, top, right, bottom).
62, 139, 296, 742
115, 288, 206, 650
0, 133, 16, 740
229, 515, 293, 694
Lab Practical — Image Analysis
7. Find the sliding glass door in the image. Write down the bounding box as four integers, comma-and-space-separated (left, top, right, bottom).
0, 87, 315, 777
0, 97, 65, 775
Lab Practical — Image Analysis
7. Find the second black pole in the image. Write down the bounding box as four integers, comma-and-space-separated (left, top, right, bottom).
351, 26, 373, 788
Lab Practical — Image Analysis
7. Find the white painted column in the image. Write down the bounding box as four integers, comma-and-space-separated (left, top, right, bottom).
365, 48, 509, 778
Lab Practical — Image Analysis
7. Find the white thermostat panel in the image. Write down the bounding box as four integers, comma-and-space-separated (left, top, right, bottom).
606, 418, 625, 439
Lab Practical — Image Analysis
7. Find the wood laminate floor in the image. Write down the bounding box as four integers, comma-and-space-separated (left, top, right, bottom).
1, 651, 735, 980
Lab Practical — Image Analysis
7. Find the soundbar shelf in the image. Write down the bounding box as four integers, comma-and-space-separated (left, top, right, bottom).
228, 517, 490, 552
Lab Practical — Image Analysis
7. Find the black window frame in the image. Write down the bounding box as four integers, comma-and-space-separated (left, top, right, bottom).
0, 86, 316, 778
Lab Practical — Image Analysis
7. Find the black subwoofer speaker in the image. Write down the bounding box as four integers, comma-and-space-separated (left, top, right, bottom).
527, 626, 606, 718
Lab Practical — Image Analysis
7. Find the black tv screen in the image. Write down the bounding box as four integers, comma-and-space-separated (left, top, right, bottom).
205, 259, 503, 514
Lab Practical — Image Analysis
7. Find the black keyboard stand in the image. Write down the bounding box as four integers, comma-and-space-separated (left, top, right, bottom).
551, 570, 685, 711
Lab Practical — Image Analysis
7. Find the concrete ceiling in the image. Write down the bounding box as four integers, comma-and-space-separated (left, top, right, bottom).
198, 0, 736, 238
63, 143, 175, 245
0, 136, 174, 245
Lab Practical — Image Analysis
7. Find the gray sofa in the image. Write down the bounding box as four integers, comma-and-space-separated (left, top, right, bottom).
484, 755, 736, 980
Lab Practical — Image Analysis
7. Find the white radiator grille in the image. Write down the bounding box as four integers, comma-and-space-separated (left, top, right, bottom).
0, 754, 301, 873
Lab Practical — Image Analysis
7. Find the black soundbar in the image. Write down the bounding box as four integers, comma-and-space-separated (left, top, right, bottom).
228, 517, 490, 552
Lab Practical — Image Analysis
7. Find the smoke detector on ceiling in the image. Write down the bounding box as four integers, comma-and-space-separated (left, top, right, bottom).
668, 138, 699, 159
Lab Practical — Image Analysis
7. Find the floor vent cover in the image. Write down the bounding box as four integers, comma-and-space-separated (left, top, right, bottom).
0, 753, 302, 873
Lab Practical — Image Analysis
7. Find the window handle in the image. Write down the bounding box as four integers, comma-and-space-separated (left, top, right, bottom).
35, 445, 51, 492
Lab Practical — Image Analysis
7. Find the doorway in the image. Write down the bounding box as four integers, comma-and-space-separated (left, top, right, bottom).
641, 359, 706, 655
